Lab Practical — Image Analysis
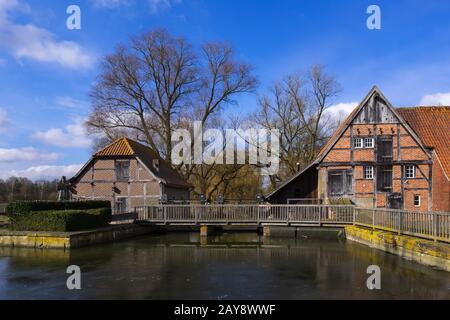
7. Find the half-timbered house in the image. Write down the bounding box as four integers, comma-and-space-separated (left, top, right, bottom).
267, 86, 450, 212
70, 137, 192, 214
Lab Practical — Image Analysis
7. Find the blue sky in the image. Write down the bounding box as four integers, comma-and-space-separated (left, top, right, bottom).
1, 0, 450, 180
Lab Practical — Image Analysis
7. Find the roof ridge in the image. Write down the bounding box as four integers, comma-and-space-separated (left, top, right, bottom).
122, 137, 135, 155
397, 106, 450, 110
95, 138, 121, 156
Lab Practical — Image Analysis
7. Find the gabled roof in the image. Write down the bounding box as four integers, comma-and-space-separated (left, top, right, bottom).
398, 107, 450, 180
265, 86, 439, 199
73, 137, 192, 189
95, 137, 135, 156
265, 162, 316, 200
315, 86, 431, 163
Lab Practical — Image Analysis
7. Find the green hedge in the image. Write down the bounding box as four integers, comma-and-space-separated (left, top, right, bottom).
6, 200, 111, 215
8, 208, 112, 232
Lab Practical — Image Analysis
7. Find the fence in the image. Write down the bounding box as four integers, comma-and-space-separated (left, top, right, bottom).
135, 204, 355, 226
354, 207, 450, 243
134, 204, 450, 243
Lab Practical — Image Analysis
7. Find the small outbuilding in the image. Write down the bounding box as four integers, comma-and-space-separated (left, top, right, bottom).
70, 137, 192, 214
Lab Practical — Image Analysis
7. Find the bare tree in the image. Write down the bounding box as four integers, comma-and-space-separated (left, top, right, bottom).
88, 29, 198, 161
255, 65, 341, 189
87, 29, 258, 199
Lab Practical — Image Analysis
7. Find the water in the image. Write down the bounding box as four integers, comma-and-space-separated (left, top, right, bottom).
0, 232, 449, 300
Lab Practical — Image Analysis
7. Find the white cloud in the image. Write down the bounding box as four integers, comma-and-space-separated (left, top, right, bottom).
91, 0, 131, 9
0, 1, 93, 69
5, 164, 82, 180
55, 96, 89, 110
326, 102, 358, 121
0, 108, 9, 132
419, 92, 450, 106
0, 0, 27, 16
90, 0, 182, 13
31, 118, 92, 148
148, 0, 182, 13
0, 147, 58, 162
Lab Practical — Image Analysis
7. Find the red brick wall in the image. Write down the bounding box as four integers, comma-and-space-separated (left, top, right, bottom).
432, 155, 450, 212
73, 158, 161, 213
320, 122, 433, 211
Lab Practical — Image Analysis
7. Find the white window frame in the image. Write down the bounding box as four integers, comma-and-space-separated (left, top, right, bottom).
363, 166, 374, 180
414, 195, 421, 207
405, 165, 416, 179
364, 137, 374, 148
354, 138, 363, 149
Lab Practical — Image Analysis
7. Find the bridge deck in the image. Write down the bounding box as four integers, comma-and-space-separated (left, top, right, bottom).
135, 205, 354, 227
132, 205, 450, 243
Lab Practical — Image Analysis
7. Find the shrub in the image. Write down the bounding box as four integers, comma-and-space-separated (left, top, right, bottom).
8, 208, 112, 232
6, 200, 111, 215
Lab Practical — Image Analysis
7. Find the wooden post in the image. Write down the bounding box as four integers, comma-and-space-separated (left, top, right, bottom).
286, 206, 289, 226
200, 225, 209, 237
164, 206, 167, 225
257, 206, 260, 225
194, 206, 198, 225
433, 213, 438, 242
372, 209, 375, 230
318, 207, 322, 227
263, 226, 271, 237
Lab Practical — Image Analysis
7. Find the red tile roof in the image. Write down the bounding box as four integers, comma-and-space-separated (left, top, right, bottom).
95, 137, 135, 157
397, 107, 450, 179
94, 137, 192, 188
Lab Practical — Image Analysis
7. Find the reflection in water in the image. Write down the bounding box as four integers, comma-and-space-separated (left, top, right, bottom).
0, 232, 449, 300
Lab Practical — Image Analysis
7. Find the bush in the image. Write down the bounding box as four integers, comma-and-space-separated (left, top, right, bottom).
8, 208, 112, 232
6, 200, 111, 215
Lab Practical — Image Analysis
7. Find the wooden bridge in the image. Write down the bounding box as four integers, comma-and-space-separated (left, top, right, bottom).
135, 205, 354, 227
133, 204, 450, 243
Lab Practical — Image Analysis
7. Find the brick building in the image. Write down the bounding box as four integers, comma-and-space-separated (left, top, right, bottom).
70, 137, 192, 214
267, 86, 450, 212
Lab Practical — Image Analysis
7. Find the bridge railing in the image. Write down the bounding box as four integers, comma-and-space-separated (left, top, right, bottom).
134, 204, 355, 225
354, 208, 450, 243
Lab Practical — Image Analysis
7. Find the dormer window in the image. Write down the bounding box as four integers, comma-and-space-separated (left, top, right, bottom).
115, 160, 130, 181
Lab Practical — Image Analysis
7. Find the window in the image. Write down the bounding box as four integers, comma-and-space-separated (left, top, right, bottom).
377, 165, 393, 191
354, 138, 363, 149
363, 166, 374, 179
116, 197, 129, 214
153, 159, 160, 172
364, 138, 374, 148
405, 165, 416, 179
328, 170, 353, 196
115, 160, 130, 181
414, 195, 421, 207
377, 137, 393, 162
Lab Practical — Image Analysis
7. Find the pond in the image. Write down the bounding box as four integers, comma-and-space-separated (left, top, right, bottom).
0, 232, 449, 299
